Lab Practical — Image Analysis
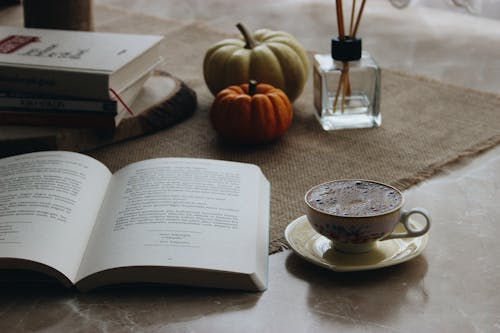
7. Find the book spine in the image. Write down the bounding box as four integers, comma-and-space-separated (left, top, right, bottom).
0, 110, 117, 129
0, 93, 117, 113
0, 65, 111, 100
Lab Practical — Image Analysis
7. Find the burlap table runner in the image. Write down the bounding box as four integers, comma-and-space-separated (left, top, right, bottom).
85, 7, 500, 253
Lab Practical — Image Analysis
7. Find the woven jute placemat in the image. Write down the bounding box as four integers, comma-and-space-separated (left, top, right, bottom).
85, 6, 500, 253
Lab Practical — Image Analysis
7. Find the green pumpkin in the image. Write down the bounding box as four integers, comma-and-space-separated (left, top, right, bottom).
203, 23, 309, 102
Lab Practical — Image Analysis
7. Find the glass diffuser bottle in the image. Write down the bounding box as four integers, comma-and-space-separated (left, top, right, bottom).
313, 0, 381, 130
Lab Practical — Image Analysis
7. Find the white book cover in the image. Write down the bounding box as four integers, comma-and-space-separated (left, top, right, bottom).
0, 26, 164, 99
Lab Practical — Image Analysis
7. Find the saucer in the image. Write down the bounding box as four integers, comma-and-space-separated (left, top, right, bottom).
284, 215, 428, 272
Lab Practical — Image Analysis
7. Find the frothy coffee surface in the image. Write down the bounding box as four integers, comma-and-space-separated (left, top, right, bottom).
306, 180, 403, 217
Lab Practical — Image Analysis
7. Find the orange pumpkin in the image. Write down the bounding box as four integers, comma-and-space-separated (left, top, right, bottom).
210, 81, 293, 144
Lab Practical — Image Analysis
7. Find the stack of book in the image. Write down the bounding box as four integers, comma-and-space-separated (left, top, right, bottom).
0, 26, 164, 129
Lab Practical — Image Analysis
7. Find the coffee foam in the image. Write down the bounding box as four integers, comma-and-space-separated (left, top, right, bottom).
306, 180, 402, 217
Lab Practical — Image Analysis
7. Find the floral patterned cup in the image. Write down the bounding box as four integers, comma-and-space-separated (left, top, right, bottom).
305, 180, 431, 253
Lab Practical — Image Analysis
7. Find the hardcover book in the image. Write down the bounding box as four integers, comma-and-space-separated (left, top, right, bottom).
0, 26, 163, 100
0, 151, 270, 292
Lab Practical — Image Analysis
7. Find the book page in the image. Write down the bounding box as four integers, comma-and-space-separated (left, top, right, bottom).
77, 158, 265, 281
0, 151, 112, 282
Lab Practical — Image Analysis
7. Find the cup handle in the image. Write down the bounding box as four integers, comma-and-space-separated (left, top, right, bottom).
383, 208, 431, 240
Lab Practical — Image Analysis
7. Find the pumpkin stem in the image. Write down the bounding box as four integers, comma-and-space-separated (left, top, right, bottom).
236, 23, 258, 49
249, 80, 257, 96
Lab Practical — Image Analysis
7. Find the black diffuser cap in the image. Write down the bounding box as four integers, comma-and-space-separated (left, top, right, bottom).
331, 36, 362, 61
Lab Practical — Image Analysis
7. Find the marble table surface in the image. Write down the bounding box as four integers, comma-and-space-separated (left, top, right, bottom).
1, 1, 500, 332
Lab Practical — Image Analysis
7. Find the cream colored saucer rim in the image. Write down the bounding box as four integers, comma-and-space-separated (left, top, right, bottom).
284, 215, 428, 272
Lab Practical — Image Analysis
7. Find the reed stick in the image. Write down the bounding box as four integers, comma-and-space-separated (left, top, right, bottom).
344, 62, 351, 97
341, 67, 347, 113
336, 0, 345, 39
333, 69, 344, 110
349, 0, 357, 36
352, 0, 366, 38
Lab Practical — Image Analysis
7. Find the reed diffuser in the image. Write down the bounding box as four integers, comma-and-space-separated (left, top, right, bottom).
313, 0, 381, 130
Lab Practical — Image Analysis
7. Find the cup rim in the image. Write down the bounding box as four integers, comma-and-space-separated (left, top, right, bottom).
304, 179, 405, 218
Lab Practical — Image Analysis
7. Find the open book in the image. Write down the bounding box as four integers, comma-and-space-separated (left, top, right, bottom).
0, 151, 270, 292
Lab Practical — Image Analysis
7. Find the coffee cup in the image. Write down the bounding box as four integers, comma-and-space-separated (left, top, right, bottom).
305, 179, 430, 253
